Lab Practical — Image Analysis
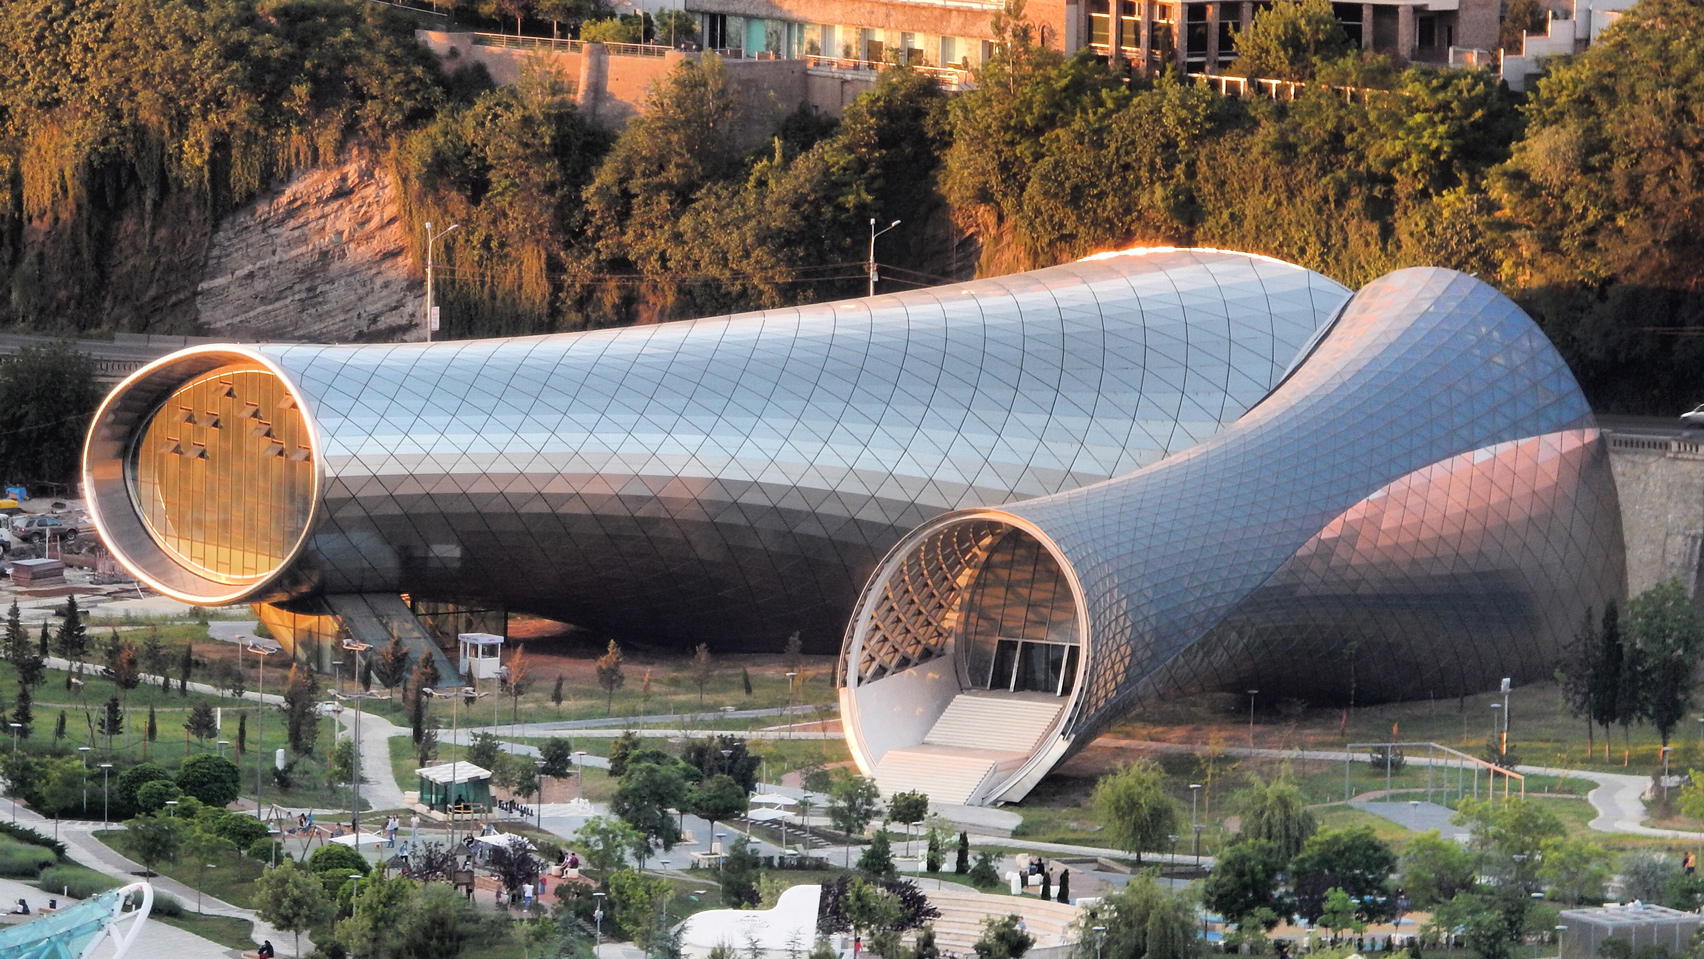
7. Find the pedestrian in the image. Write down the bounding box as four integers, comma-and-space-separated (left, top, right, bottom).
410, 813, 420, 842
1687, 851, 1696, 876
523, 882, 534, 910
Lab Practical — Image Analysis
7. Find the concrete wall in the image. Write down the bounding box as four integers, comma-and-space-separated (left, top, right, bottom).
1607, 435, 1704, 605
417, 32, 816, 147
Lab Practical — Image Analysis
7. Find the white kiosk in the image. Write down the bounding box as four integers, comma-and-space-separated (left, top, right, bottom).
458, 632, 505, 681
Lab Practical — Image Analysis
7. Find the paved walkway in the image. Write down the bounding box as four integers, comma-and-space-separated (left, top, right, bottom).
0, 796, 312, 955
1100, 738, 1704, 839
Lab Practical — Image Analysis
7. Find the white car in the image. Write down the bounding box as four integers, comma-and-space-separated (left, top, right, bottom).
314, 701, 343, 716
1684, 403, 1704, 427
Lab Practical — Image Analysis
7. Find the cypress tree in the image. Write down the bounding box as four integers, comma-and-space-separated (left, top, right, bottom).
237, 713, 246, 754
10, 687, 31, 740
36, 623, 47, 657
52, 710, 65, 742
955, 831, 970, 874
147, 706, 158, 742
178, 643, 193, 696
741, 666, 752, 696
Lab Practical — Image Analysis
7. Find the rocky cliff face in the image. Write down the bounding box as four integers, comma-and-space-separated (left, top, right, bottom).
197, 152, 424, 343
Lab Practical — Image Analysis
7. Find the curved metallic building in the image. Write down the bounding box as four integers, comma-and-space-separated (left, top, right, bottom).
83, 249, 1349, 650
840, 268, 1624, 805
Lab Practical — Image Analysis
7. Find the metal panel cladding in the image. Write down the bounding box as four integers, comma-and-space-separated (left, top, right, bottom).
842, 268, 1624, 802
83, 249, 1349, 645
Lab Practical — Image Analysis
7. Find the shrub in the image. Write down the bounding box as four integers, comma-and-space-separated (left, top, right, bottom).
248, 839, 283, 863
0, 843, 56, 878
176, 755, 241, 807
135, 780, 182, 814
150, 891, 184, 917
0, 822, 64, 858
306, 844, 369, 876
39, 865, 120, 899
968, 851, 1001, 890
212, 813, 269, 848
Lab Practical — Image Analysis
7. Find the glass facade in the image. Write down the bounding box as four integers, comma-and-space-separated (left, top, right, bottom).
842, 267, 1624, 804
132, 364, 314, 584
86, 248, 1346, 648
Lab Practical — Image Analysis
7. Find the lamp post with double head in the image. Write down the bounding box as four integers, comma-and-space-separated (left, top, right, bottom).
424, 222, 460, 342
1247, 689, 1259, 748
868, 219, 900, 297
78, 746, 90, 814
243, 641, 275, 819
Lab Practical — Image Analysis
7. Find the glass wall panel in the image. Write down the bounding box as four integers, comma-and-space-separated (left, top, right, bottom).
130, 365, 313, 583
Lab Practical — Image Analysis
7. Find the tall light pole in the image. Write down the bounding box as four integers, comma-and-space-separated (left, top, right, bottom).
534, 760, 546, 832
78, 746, 90, 814
785, 672, 797, 740
217, 739, 229, 759
868, 218, 900, 297
424, 222, 460, 342
1247, 689, 1259, 748
593, 891, 605, 943
1500, 677, 1512, 758
99, 763, 112, 829
244, 641, 275, 820
1188, 783, 1202, 865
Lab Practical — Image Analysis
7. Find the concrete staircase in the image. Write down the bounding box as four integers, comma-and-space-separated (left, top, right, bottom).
916, 884, 1081, 956
871, 695, 1063, 805
323, 592, 460, 683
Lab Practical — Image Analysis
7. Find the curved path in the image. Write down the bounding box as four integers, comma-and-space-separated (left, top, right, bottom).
1101, 738, 1704, 839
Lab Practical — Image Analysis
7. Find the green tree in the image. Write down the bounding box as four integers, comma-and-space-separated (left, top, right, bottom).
281, 664, 319, 755
395, 881, 481, 959
1288, 826, 1397, 922
687, 773, 748, 837
1203, 839, 1285, 925
307, 842, 371, 878
55, 595, 88, 686
336, 873, 415, 958
858, 830, 897, 879
1452, 797, 1565, 887
828, 774, 883, 868
926, 829, 943, 873
611, 762, 688, 856
1069, 874, 1199, 959
125, 813, 183, 876
608, 869, 673, 948
968, 851, 1002, 889
96, 696, 123, 746
0, 347, 100, 483
594, 640, 625, 712
972, 914, 1034, 959
574, 815, 647, 875
9, 686, 31, 741
722, 835, 761, 907
1400, 830, 1478, 907
1317, 887, 1365, 936
1625, 580, 1703, 745
255, 858, 334, 958
372, 637, 411, 699
177, 755, 241, 807
887, 790, 930, 829
140, 626, 168, 678
1499, 0, 1547, 52
1231, 0, 1352, 81
329, 737, 357, 790
1093, 760, 1180, 865
539, 737, 575, 778
184, 702, 217, 745
466, 731, 503, 771
691, 643, 712, 705
178, 643, 194, 695
607, 730, 640, 778
135, 780, 181, 814
551, 675, 565, 715
1538, 837, 1611, 904
1236, 772, 1317, 860
956, 831, 970, 874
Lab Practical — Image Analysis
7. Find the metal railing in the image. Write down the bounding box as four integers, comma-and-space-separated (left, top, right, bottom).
1187, 72, 1387, 103
1345, 741, 1527, 805
802, 55, 972, 89
469, 32, 674, 57
1606, 433, 1704, 457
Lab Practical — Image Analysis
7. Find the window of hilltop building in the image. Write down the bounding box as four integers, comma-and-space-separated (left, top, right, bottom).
1332, 1, 1365, 46
705, 13, 730, 50
1120, 0, 1142, 58
1185, 3, 1210, 69
1090, 0, 1112, 48
1218, 7, 1239, 65
1150, 5, 1176, 66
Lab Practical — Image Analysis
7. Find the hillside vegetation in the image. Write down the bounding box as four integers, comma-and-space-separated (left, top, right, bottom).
1, 0, 1699, 412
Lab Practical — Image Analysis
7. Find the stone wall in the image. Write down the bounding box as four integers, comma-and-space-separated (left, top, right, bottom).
1607, 435, 1704, 605
196, 151, 423, 343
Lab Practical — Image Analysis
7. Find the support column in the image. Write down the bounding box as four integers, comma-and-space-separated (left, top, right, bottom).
1205, 2, 1219, 71
1362, 2, 1375, 49
1109, 0, 1124, 64
1397, 3, 1416, 61
1139, 0, 1154, 75
1174, 4, 1187, 73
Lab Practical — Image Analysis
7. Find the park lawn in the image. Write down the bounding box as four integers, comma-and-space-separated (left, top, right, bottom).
154, 912, 255, 950
94, 828, 265, 909
1311, 806, 1418, 847
1108, 680, 1697, 776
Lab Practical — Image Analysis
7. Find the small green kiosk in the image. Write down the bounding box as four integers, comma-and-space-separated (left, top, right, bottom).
416, 761, 494, 813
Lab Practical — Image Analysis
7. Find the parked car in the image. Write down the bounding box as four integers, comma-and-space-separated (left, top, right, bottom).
9, 516, 77, 543
315, 701, 343, 716
1683, 403, 1704, 426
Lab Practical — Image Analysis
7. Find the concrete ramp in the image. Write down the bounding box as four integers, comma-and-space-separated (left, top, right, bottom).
323, 593, 460, 685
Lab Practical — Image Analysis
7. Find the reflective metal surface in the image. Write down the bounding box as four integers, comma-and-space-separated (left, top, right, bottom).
84, 249, 1347, 646
843, 268, 1624, 803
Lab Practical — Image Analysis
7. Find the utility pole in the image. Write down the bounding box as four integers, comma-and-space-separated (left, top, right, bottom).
868, 218, 900, 297
425, 222, 459, 342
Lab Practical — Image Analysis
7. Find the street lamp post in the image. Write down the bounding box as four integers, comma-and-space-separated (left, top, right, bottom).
165, 800, 178, 818
1189, 783, 1202, 866
534, 760, 545, 831
424, 222, 461, 342
99, 763, 112, 829
1247, 689, 1259, 748
785, 672, 797, 740
868, 219, 900, 297
593, 891, 605, 943
217, 739, 229, 759
574, 751, 586, 799
196, 864, 216, 914
1093, 926, 1107, 959
8, 722, 19, 755
78, 746, 90, 815
244, 641, 275, 820
715, 831, 727, 872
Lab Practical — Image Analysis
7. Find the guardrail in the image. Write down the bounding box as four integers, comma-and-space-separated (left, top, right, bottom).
802, 55, 972, 89
1605, 433, 1704, 457
471, 32, 674, 57
1187, 72, 1386, 103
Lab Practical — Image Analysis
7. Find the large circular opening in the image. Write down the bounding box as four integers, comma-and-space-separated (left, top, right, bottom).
84, 348, 320, 604
130, 363, 314, 585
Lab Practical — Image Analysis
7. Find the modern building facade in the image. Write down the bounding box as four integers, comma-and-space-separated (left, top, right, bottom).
84, 251, 1623, 805
84, 248, 1347, 652
840, 267, 1623, 804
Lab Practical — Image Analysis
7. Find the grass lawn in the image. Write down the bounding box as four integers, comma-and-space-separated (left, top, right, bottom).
155, 912, 255, 950
94, 829, 264, 909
